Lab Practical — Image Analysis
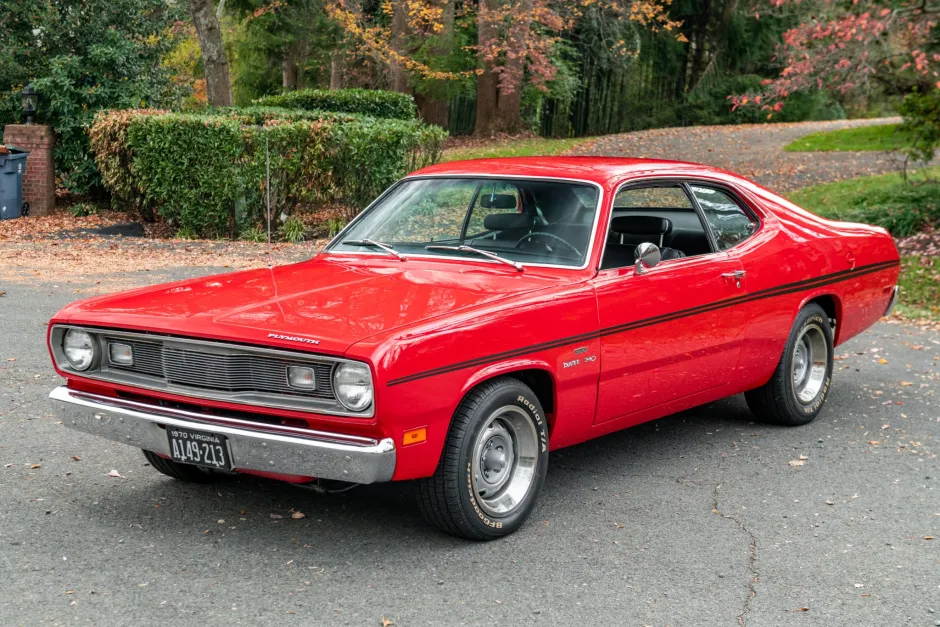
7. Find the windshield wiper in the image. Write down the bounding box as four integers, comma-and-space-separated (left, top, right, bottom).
343, 239, 406, 261
425, 245, 523, 272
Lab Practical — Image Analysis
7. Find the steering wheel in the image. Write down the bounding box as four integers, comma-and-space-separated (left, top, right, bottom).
514, 232, 581, 257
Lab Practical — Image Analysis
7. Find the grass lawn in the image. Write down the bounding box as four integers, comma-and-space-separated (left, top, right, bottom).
441, 136, 591, 162
784, 123, 912, 152
788, 168, 940, 321
787, 167, 940, 238
898, 255, 940, 320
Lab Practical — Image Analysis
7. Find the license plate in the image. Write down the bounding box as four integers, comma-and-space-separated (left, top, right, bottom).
167, 426, 232, 470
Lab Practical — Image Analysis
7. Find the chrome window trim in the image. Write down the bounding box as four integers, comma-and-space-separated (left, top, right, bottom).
49, 325, 374, 418
321, 174, 606, 272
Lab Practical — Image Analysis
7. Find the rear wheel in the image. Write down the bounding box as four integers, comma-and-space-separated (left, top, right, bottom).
415, 377, 549, 540
745, 303, 833, 426
142, 449, 230, 483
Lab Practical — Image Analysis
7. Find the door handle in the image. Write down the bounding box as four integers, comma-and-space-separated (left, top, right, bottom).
721, 270, 746, 279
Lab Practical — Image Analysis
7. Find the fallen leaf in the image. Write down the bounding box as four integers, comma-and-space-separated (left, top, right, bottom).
70, 456, 81, 461
108, 469, 123, 478
30, 464, 41, 469
878, 358, 888, 364
799, 454, 808, 460
382, 618, 394, 627
6, 358, 15, 362
788, 460, 805, 468
64, 590, 75, 595
868, 441, 880, 446
925, 536, 935, 540
291, 511, 306, 520
900, 381, 913, 387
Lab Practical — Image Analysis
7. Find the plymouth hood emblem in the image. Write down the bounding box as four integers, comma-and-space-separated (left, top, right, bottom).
268, 333, 320, 345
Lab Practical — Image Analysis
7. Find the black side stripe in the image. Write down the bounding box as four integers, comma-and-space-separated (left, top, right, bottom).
386, 259, 899, 386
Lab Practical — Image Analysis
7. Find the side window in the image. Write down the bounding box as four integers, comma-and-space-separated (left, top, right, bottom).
466, 181, 521, 236
614, 186, 693, 209
690, 186, 758, 251
601, 184, 712, 270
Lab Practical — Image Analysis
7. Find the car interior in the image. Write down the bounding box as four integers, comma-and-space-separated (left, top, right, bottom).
599, 185, 715, 270
467, 182, 598, 260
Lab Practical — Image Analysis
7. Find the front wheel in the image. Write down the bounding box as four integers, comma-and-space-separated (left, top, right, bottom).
415, 377, 549, 540
745, 303, 833, 426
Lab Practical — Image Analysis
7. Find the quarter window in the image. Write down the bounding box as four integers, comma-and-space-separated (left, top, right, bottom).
690, 186, 758, 251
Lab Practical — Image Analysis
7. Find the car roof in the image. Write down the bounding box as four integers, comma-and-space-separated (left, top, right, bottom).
409, 156, 741, 187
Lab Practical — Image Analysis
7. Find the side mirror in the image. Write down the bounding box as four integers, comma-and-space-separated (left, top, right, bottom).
634, 242, 661, 275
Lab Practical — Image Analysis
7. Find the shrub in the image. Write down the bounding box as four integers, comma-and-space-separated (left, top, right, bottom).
0, 0, 186, 195
254, 88, 418, 120
127, 114, 248, 238
90, 107, 447, 237
281, 216, 306, 242
899, 90, 940, 166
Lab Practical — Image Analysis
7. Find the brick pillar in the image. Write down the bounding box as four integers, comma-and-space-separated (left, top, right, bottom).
2, 124, 55, 216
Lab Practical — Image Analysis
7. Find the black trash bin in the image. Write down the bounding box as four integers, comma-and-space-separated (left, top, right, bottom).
0, 148, 29, 220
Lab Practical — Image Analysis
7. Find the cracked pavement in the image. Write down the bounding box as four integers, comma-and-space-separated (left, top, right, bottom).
1, 264, 938, 626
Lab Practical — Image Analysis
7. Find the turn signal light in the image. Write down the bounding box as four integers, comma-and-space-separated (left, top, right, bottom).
402, 427, 427, 446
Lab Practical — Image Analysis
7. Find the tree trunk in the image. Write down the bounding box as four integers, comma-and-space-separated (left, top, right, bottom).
415, 0, 454, 127
330, 51, 345, 90
416, 93, 450, 127
389, 1, 410, 93
473, 0, 527, 136
686, 0, 714, 93
190, 0, 233, 107
282, 53, 299, 91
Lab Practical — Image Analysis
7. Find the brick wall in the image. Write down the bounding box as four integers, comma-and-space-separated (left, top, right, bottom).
2, 124, 55, 216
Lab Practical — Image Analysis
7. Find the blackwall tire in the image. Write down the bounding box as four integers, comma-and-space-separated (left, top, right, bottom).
142, 449, 231, 483
415, 376, 549, 540
745, 303, 834, 426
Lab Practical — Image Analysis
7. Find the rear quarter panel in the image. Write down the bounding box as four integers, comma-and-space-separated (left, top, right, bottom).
729, 182, 900, 393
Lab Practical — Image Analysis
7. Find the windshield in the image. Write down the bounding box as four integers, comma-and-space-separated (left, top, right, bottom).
328, 177, 600, 267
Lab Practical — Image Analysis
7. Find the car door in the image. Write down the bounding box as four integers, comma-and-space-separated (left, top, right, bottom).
592, 182, 747, 425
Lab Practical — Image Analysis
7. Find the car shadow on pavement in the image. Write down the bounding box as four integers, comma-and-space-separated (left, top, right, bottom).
73, 394, 765, 553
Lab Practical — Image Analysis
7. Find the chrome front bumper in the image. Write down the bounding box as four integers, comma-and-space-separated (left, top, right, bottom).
884, 285, 900, 316
49, 386, 395, 484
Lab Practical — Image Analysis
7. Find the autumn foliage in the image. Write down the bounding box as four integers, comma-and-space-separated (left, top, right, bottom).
732, 0, 939, 117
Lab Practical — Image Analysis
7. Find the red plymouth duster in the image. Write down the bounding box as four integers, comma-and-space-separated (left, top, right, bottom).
48, 157, 900, 539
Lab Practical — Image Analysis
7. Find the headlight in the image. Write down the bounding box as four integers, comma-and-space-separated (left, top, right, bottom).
333, 362, 373, 412
63, 329, 97, 371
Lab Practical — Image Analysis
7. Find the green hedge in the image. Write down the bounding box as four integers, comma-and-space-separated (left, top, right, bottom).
254, 88, 417, 120
90, 107, 446, 238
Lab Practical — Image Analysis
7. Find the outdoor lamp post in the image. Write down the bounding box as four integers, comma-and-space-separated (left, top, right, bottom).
20, 84, 37, 125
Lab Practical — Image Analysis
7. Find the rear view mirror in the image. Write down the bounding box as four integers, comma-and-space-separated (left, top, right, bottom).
634, 242, 661, 275
480, 194, 517, 210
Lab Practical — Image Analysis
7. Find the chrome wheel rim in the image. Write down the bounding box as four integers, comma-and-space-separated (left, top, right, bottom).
792, 323, 828, 404
471, 405, 539, 517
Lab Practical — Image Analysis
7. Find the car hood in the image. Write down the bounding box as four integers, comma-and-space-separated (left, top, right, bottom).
57, 256, 569, 355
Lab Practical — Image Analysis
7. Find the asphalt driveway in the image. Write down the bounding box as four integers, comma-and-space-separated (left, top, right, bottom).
1, 268, 938, 627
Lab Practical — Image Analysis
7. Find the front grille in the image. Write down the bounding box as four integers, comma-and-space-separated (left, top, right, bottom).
106, 338, 335, 400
